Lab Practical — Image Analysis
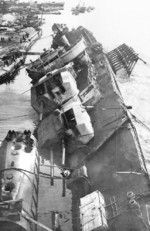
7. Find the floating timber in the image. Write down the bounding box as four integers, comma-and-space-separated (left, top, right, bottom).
107, 43, 139, 76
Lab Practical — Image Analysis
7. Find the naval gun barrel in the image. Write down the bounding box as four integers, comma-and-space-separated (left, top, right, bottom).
62, 139, 66, 166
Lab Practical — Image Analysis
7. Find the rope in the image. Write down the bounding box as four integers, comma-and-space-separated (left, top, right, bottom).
129, 120, 150, 178
21, 88, 31, 94
32, 34, 53, 41
130, 112, 150, 133
21, 212, 53, 231
0, 199, 23, 206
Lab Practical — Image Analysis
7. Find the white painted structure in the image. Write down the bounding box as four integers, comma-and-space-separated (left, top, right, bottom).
61, 101, 94, 144
80, 81, 101, 106
80, 190, 108, 231
51, 70, 79, 104
61, 38, 86, 64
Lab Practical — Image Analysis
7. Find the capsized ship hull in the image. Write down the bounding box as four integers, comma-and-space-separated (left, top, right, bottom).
0, 130, 39, 231
30, 24, 150, 231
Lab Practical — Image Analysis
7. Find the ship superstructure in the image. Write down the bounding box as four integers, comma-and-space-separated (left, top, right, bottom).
26, 24, 90, 82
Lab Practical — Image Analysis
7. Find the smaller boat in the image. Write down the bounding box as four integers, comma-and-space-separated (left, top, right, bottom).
0, 45, 24, 84
72, 1, 86, 15
0, 26, 42, 84
78, 6, 86, 13
0, 130, 39, 231
17, 13, 44, 30
86, 6, 95, 12
73, 10, 79, 15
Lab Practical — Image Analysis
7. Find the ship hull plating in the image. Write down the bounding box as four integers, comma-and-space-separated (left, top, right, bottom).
0, 130, 39, 231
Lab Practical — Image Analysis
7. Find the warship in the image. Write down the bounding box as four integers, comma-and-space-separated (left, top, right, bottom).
0, 21, 150, 231
25, 22, 150, 231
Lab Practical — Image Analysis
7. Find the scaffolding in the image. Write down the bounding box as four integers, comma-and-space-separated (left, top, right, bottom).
107, 44, 139, 76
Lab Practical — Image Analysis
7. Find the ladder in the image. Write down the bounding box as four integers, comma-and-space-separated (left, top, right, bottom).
106, 196, 119, 219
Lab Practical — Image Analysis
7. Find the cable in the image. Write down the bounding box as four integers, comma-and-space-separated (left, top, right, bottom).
130, 120, 149, 178
32, 34, 53, 41
21, 212, 53, 231
0, 113, 36, 121
0, 167, 67, 180
21, 88, 31, 94
0, 168, 32, 183
0, 167, 49, 183
0, 30, 45, 80
130, 112, 150, 133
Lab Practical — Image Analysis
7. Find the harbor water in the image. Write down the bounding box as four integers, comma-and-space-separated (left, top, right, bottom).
0, 1, 150, 229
